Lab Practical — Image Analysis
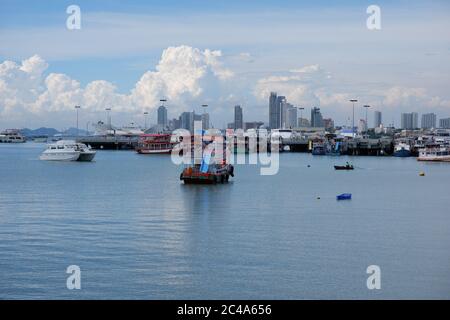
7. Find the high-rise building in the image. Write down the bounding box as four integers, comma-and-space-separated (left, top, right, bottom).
180, 111, 194, 133
358, 119, 367, 133
374, 111, 382, 128
286, 106, 297, 128
201, 113, 210, 130
157, 105, 168, 127
401, 112, 419, 129
310, 107, 323, 127
440, 118, 450, 129
269, 92, 278, 129
421, 113, 436, 129
234, 105, 243, 129
168, 118, 180, 130
276, 96, 286, 128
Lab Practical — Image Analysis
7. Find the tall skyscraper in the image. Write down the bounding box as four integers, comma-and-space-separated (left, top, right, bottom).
401, 112, 419, 129
440, 118, 450, 129
374, 111, 382, 128
157, 105, 168, 127
234, 105, 243, 129
286, 106, 297, 128
421, 113, 436, 129
201, 113, 210, 130
269, 92, 278, 129
310, 107, 323, 127
276, 95, 286, 128
180, 111, 194, 133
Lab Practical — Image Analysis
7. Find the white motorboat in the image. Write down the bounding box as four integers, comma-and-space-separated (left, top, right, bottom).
39, 140, 96, 162
40, 140, 80, 161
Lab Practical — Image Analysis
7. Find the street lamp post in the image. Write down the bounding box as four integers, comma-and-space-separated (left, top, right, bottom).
75, 105, 81, 137
349, 99, 358, 137
363, 105, 371, 133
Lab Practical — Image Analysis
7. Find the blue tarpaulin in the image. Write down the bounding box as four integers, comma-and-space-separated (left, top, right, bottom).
200, 153, 211, 173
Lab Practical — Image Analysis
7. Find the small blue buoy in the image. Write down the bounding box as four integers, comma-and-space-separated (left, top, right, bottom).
337, 193, 352, 200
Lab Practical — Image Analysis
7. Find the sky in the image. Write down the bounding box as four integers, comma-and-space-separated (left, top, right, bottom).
1, 0, 450, 130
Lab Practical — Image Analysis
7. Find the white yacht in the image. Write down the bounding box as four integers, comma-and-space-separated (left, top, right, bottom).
417, 145, 450, 162
39, 140, 96, 162
0, 129, 26, 143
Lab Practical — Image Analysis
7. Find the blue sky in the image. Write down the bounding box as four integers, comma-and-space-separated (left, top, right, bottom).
1, 0, 450, 129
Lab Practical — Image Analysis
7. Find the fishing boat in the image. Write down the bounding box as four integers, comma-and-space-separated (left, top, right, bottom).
179, 144, 234, 184
326, 141, 341, 156
417, 145, 450, 162
334, 163, 354, 170
180, 163, 234, 184
393, 142, 412, 157
136, 134, 175, 154
312, 142, 326, 155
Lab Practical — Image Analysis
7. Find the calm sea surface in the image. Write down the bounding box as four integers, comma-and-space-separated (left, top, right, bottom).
0, 143, 449, 299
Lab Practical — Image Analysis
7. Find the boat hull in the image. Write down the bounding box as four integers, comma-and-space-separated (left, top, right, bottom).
393, 149, 412, 157
137, 148, 172, 154
40, 152, 80, 161
77, 152, 96, 161
417, 156, 450, 162
334, 165, 354, 170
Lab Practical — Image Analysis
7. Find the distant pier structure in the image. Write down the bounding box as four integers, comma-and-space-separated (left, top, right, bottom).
279, 137, 394, 155
78, 135, 139, 150
342, 138, 394, 156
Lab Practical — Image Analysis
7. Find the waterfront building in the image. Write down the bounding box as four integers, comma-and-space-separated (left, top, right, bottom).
244, 121, 264, 130
374, 111, 382, 128
298, 118, 310, 127
234, 105, 243, 129
157, 105, 168, 127
440, 118, 450, 129
421, 113, 436, 129
401, 112, 419, 130
322, 118, 334, 130
310, 107, 323, 127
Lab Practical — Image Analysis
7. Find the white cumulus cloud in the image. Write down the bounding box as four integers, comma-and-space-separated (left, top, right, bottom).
0, 46, 235, 123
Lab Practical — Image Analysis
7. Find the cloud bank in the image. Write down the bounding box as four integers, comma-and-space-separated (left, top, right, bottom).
1, 45, 449, 128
